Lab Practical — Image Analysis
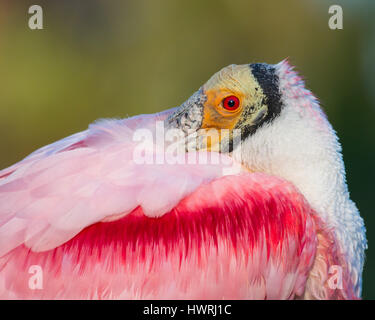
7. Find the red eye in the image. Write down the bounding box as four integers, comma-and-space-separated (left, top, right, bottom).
222, 95, 240, 111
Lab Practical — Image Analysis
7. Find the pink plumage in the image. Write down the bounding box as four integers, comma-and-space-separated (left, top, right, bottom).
0, 171, 328, 299
0, 61, 364, 299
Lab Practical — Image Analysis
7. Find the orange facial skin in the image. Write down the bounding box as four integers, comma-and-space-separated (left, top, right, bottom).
201, 89, 245, 130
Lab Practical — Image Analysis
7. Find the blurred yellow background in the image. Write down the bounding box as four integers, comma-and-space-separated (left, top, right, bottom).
0, 0, 374, 298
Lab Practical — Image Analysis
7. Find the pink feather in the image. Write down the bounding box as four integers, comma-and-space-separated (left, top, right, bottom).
0, 111, 356, 299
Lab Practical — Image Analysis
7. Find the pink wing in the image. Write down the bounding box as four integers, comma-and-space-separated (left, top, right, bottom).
0, 112, 321, 299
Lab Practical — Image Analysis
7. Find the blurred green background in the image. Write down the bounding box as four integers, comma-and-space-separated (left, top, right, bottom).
0, 0, 374, 298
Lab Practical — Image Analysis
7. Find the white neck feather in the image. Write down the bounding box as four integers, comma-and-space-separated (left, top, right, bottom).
234, 60, 367, 295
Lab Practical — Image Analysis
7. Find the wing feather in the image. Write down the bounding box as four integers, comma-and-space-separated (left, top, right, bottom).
0, 173, 318, 299
0, 111, 239, 254
0, 111, 319, 299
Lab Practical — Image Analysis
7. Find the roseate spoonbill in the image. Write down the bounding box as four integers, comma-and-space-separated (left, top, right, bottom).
0, 60, 366, 299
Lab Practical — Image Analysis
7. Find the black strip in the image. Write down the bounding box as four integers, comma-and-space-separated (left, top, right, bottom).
239, 63, 283, 141
250, 63, 282, 124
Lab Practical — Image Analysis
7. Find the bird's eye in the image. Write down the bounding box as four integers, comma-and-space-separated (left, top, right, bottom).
222, 96, 240, 111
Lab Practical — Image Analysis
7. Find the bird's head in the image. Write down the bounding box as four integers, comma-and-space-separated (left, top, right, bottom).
166, 60, 366, 295
166, 63, 283, 153
166, 60, 344, 192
